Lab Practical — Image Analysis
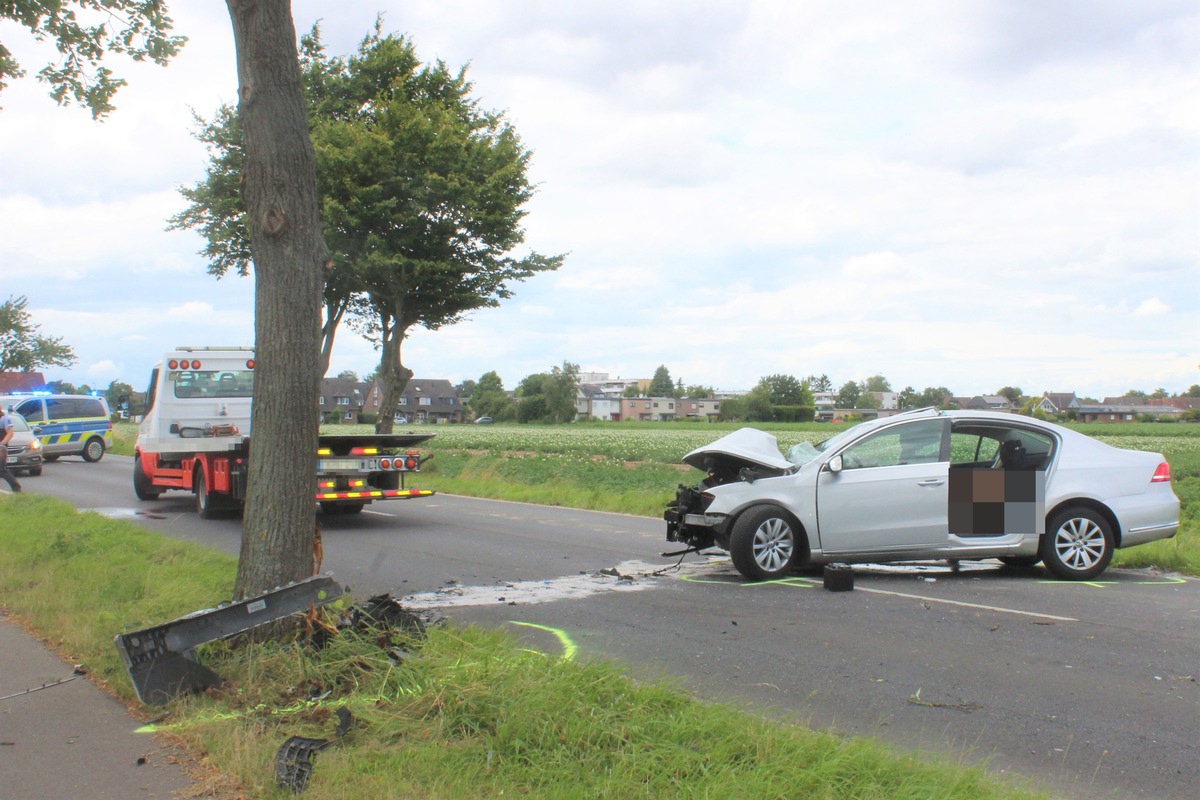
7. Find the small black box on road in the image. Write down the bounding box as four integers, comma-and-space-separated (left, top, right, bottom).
823, 563, 854, 592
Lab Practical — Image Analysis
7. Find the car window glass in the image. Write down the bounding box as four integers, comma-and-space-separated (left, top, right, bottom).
14, 399, 43, 422
47, 398, 78, 420
8, 413, 30, 432
950, 423, 1055, 470
78, 398, 104, 416
950, 433, 999, 464
841, 419, 946, 469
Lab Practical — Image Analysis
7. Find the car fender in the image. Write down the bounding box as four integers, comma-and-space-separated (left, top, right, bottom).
704, 476, 818, 546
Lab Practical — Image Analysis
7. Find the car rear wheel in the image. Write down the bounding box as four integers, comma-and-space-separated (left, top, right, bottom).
730, 506, 803, 581
1040, 508, 1113, 580
82, 437, 105, 462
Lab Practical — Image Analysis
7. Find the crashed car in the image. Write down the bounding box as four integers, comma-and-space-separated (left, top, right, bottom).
665, 408, 1180, 581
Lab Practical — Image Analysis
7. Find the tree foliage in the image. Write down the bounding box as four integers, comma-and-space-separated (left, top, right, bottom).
996, 386, 1023, 403
648, 365, 674, 397
516, 362, 579, 423
836, 380, 861, 409
861, 374, 892, 393
756, 374, 811, 407
807, 373, 833, 393
0, 295, 77, 371
170, 20, 562, 435
1, 0, 186, 118
104, 379, 134, 411
469, 370, 514, 421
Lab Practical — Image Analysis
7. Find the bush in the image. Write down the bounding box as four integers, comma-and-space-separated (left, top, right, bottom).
358, 412, 378, 426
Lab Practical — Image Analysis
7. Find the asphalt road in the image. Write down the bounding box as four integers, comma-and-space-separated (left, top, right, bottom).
18, 455, 1200, 800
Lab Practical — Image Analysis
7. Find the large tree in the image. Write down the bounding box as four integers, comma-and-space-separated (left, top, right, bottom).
0, 295, 77, 371
171, 20, 562, 434
516, 362, 579, 424
1, 0, 186, 118
225, 0, 328, 601
648, 365, 674, 397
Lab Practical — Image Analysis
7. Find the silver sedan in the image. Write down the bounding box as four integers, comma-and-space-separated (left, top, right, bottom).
664, 408, 1180, 581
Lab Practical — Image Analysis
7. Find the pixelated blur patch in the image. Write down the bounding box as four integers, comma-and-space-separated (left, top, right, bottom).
948, 468, 1045, 536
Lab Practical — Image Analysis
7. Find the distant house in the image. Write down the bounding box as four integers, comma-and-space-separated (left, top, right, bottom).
319, 377, 368, 423
0, 371, 48, 395
1037, 392, 1080, 415
577, 384, 621, 421
1075, 401, 1183, 423
966, 395, 1015, 412
677, 397, 722, 421
618, 396, 677, 422
362, 378, 463, 424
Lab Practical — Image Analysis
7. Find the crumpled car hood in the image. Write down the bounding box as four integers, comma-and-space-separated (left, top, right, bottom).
682, 427, 795, 473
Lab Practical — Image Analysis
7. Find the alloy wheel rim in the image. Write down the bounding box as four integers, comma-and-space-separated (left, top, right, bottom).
752, 518, 794, 571
1054, 517, 1105, 569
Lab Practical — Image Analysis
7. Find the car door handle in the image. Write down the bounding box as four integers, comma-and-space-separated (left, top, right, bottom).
917, 479, 945, 487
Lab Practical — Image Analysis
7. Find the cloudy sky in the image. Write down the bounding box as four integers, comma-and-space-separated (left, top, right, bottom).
2, 1, 1197, 399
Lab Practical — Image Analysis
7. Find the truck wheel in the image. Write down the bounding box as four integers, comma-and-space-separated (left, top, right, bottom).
195, 472, 220, 519
133, 458, 162, 500
341, 502, 365, 515
82, 437, 105, 462
320, 502, 343, 515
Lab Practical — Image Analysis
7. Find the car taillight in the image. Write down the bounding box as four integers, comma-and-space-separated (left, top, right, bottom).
1151, 462, 1171, 483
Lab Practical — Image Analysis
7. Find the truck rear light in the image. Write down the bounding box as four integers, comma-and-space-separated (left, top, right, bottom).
1151, 462, 1172, 483
405, 457, 418, 469
319, 479, 335, 489
245, 359, 254, 369
380, 458, 392, 469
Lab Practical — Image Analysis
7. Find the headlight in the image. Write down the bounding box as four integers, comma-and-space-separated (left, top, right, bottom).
29, 439, 41, 451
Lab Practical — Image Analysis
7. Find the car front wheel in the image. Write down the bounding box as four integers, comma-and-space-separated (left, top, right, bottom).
1040, 508, 1113, 580
729, 506, 803, 581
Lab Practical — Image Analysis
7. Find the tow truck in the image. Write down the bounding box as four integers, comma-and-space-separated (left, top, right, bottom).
133, 347, 434, 518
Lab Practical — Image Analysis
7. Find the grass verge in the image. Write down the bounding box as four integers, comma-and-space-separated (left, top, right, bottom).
0, 494, 1044, 799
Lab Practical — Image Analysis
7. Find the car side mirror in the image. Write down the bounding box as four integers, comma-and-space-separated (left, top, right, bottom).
826, 454, 843, 473
31, 426, 43, 436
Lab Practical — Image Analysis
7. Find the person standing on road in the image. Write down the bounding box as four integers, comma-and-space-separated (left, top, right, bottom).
0, 407, 22, 493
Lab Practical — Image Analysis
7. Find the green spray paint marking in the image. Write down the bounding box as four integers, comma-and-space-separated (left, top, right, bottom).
508, 621, 578, 661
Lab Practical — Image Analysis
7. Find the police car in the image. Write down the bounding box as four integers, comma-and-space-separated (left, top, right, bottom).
1, 393, 113, 463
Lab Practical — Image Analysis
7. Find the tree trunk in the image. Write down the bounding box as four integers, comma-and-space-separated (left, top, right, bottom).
372, 304, 413, 434
226, 0, 328, 600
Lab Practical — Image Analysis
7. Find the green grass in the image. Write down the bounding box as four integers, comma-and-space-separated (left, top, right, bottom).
0, 495, 1044, 799
109, 419, 1200, 574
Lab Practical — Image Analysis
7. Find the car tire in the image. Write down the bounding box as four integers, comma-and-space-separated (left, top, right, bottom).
1040, 507, 1113, 580
133, 458, 162, 500
999, 556, 1040, 568
730, 506, 804, 581
82, 437, 105, 463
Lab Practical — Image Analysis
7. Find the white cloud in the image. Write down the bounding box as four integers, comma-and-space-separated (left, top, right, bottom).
1133, 297, 1171, 317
